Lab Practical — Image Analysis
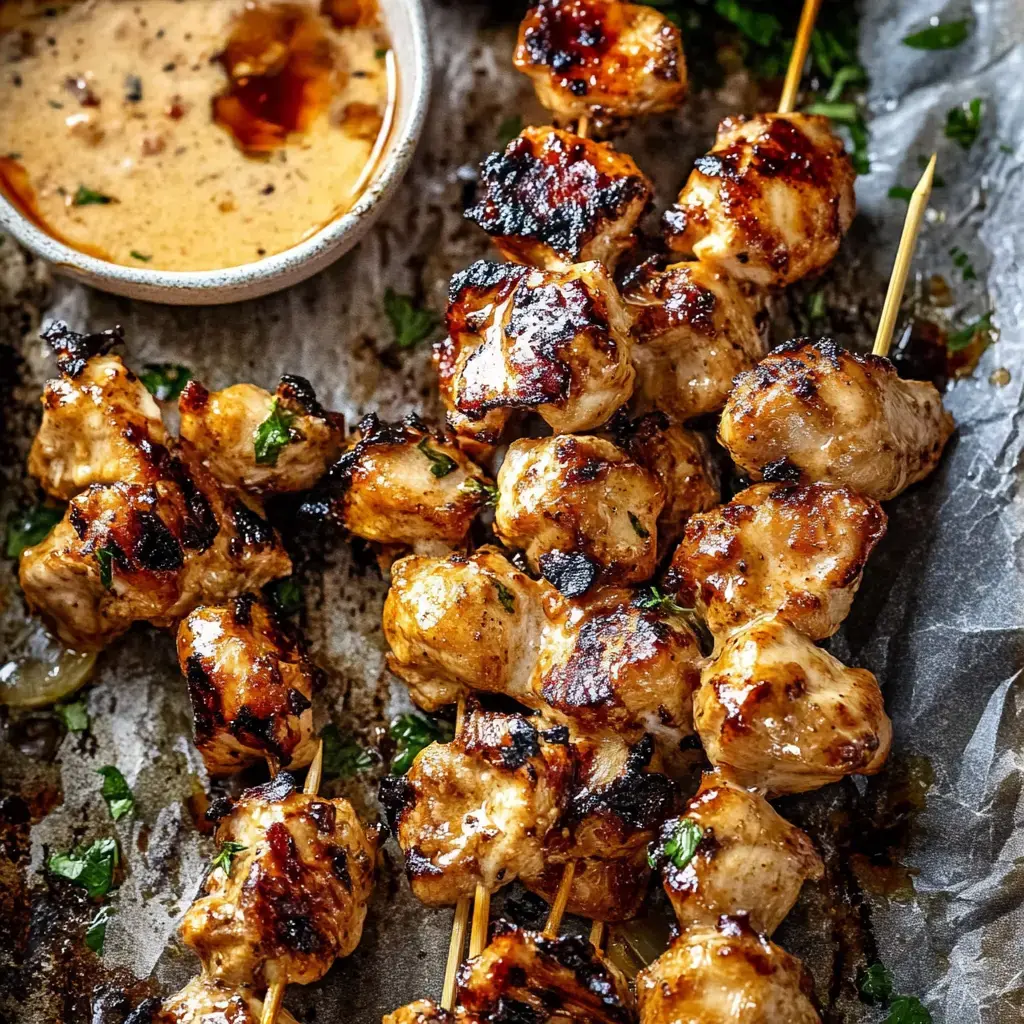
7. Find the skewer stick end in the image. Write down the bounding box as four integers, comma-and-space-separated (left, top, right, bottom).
543, 860, 577, 938
259, 977, 286, 1024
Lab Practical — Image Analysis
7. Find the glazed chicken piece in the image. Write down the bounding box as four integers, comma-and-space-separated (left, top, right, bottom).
19, 454, 291, 650
637, 918, 821, 1024
664, 113, 856, 288
651, 771, 823, 935
495, 434, 664, 590
514, 0, 687, 130
623, 258, 765, 422
328, 413, 493, 555
181, 773, 377, 988
378, 703, 574, 905
383, 1001, 451, 1024
666, 482, 886, 643
695, 616, 892, 796
466, 126, 653, 271
28, 322, 169, 500
608, 411, 720, 554
437, 260, 634, 454
177, 596, 319, 776
154, 977, 301, 1024
456, 923, 635, 1024
383, 546, 551, 712
179, 374, 344, 496
718, 338, 955, 501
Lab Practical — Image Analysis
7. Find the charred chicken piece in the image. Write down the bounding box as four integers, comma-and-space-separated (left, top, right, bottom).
666, 482, 886, 643
623, 258, 765, 423
328, 413, 493, 555
456, 922, 635, 1024
378, 703, 574, 906
382, 1001, 451, 1024
718, 338, 955, 501
466, 126, 653, 271
664, 113, 856, 288
495, 434, 664, 589
179, 374, 344, 496
652, 770, 823, 935
19, 454, 291, 650
695, 616, 892, 796
383, 546, 551, 712
437, 261, 635, 454
154, 977, 301, 1024
607, 411, 720, 554
514, 0, 687, 131
28, 322, 168, 500
181, 773, 377, 988
177, 596, 319, 776
637, 917, 821, 1024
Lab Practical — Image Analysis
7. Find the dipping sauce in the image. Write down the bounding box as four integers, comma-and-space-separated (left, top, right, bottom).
0, 0, 392, 271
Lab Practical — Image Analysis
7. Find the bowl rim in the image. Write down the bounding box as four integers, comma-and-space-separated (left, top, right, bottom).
0, 0, 431, 301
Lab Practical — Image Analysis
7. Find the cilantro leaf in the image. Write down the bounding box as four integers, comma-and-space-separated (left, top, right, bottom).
884, 996, 933, 1024
321, 724, 374, 780
628, 511, 651, 539
888, 186, 915, 201
633, 586, 688, 616
47, 837, 119, 898
416, 436, 457, 478
949, 246, 977, 281
56, 699, 90, 732
253, 397, 295, 466
266, 577, 303, 616
902, 20, 969, 50
713, 0, 780, 46
383, 289, 438, 350
73, 185, 116, 206
389, 712, 454, 775
139, 362, 192, 402
6, 503, 65, 558
497, 114, 524, 147
648, 817, 704, 870
97, 766, 134, 821
947, 312, 993, 352
460, 476, 498, 505
210, 840, 248, 875
85, 904, 112, 953
494, 580, 516, 614
944, 98, 983, 150
858, 962, 895, 1005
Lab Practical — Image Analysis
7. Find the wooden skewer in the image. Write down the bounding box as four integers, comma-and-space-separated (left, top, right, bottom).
873, 154, 937, 358
778, 0, 824, 114
543, 859, 576, 938
577, 115, 590, 140
589, 920, 606, 950
260, 741, 325, 1024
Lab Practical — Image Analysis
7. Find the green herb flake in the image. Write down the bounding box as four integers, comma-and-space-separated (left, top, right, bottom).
648, 817, 704, 870
47, 837, 119, 898
374, 47, 388, 59
633, 586, 688, 617
949, 246, 977, 281
253, 397, 295, 466
495, 580, 516, 614
321, 723, 375, 780
73, 185, 116, 206
947, 311, 993, 352
94, 546, 116, 589
460, 476, 498, 505
97, 766, 134, 821
858, 962, 895, 1005
902, 19, 969, 50
57, 699, 90, 733
945, 97, 983, 149
805, 291, 827, 321
383, 288, 438, 350
416, 436, 457, 478
803, 101, 859, 123
129, 250, 152, 262
628, 511, 651, 539
497, 114, 524, 147
267, 576, 303, 616
139, 362, 192, 402
210, 840, 248, 876
888, 186, 915, 202
85, 904, 112, 953
712, 0, 780, 47
6, 503, 64, 558
884, 996, 933, 1024
389, 712, 454, 776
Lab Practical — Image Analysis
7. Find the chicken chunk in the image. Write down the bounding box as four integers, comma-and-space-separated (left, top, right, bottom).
177, 596, 318, 776
179, 375, 343, 496
514, 0, 687, 131
154, 978, 301, 1024
19, 453, 291, 650
437, 261, 635, 453
623, 258, 765, 422
456, 923, 635, 1024
377, 703, 574, 905
28, 322, 168, 500
383, 1001, 451, 1024
664, 113, 856, 288
495, 434, 664, 590
694, 616, 892, 796
466, 126, 653, 271
667, 482, 886, 643
651, 771, 823, 935
181, 773, 377, 987
718, 338, 955, 501
637, 918, 821, 1024
383, 547, 551, 712
608, 411, 720, 554
328, 413, 493, 555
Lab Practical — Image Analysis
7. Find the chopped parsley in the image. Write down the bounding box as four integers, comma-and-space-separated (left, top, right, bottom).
85, 904, 112, 953
805, 290, 827, 321
389, 712, 454, 775
633, 586, 688, 617
947, 312, 993, 352
253, 397, 295, 466
713, 0, 780, 47
129, 250, 152, 262
416, 436, 457, 478
139, 362, 192, 402
884, 997, 932, 1024
97, 766, 134, 821
949, 246, 977, 281
858, 962, 895, 1005
95, 546, 116, 589
888, 186, 915, 202
6, 502, 64, 558
210, 840, 248, 875
648, 817, 704, 870
73, 185, 115, 206
944, 98, 983, 149
497, 114, 524, 147
460, 476, 498, 504
628, 511, 650, 539
56, 699, 90, 732
266, 576, 303, 616
494, 580, 516, 614
383, 288, 438, 350
902, 19, 970, 50
321, 724, 375, 779
47, 837, 119, 898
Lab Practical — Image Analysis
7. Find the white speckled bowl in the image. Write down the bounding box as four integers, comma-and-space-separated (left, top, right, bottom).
0, 0, 431, 305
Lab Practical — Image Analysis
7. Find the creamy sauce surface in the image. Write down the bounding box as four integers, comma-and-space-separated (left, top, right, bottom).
0, 0, 390, 271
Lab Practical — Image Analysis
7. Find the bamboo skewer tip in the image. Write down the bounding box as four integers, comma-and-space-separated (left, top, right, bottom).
543, 861, 577, 939
778, 0, 824, 115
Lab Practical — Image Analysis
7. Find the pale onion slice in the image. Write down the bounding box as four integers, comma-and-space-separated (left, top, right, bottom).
0, 623, 97, 708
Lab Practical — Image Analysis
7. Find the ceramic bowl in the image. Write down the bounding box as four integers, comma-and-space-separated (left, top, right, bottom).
0, 0, 431, 305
